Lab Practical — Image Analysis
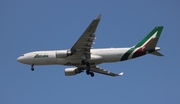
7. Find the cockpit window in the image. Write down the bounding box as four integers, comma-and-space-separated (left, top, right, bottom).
21, 54, 24, 56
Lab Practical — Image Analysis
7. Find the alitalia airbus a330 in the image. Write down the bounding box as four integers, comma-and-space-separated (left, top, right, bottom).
17, 14, 164, 77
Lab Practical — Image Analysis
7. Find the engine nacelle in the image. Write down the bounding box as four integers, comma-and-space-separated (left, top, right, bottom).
64, 67, 81, 76
56, 50, 72, 58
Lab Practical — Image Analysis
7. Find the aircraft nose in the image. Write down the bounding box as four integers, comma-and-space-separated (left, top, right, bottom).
17, 55, 30, 64
17, 53, 33, 65
17, 56, 23, 63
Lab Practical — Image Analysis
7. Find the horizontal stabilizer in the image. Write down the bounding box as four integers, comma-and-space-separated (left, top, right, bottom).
119, 72, 124, 76
150, 51, 164, 56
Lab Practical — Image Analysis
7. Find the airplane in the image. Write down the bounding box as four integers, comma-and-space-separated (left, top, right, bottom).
17, 14, 164, 77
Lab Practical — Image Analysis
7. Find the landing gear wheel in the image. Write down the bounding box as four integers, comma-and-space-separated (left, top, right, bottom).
86, 70, 94, 77
90, 72, 94, 77
86, 70, 90, 75
31, 68, 34, 71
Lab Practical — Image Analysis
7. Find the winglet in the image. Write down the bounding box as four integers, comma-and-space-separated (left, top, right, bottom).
119, 72, 124, 76
95, 14, 101, 20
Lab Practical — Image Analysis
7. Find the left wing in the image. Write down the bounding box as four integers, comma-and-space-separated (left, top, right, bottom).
90, 66, 124, 77
70, 14, 101, 59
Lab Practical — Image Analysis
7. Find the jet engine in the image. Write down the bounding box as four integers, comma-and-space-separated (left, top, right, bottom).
64, 67, 82, 76
56, 50, 72, 58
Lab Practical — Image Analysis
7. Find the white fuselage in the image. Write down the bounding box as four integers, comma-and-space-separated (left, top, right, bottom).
17, 48, 136, 67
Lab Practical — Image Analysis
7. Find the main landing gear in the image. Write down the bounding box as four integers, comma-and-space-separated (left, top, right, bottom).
31, 65, 34, 71
81, 59, 94, 77
86, 70, 94, 77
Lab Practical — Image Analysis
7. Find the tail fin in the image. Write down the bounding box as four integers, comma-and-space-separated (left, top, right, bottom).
135, 26, 164, 56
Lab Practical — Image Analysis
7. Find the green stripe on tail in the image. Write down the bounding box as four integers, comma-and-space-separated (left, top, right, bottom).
120, 26, 164, 61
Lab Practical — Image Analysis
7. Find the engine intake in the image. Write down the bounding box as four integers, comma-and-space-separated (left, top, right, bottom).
56, 50, 72, 58
65, 67, 82, 76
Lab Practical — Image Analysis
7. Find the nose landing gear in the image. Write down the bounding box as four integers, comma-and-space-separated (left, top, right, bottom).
31, 65, 34, 71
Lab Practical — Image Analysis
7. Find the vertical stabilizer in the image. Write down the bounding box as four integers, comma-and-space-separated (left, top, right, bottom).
135, 26, 163, 48
136, 26, 164, 56
121, 26, 164, 61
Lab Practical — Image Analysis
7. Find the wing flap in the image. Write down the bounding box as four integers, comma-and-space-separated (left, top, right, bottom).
90, 66, 123, 77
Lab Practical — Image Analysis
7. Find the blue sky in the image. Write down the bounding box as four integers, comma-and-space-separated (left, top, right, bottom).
1, 0, 180, 104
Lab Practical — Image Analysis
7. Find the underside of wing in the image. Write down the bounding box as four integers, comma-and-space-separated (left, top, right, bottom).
70, 14, 101, 59
90, 66, 124, 77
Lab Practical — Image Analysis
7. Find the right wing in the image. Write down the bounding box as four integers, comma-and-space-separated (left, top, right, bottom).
70, 14, 101, 59
90, 66, 124, 77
